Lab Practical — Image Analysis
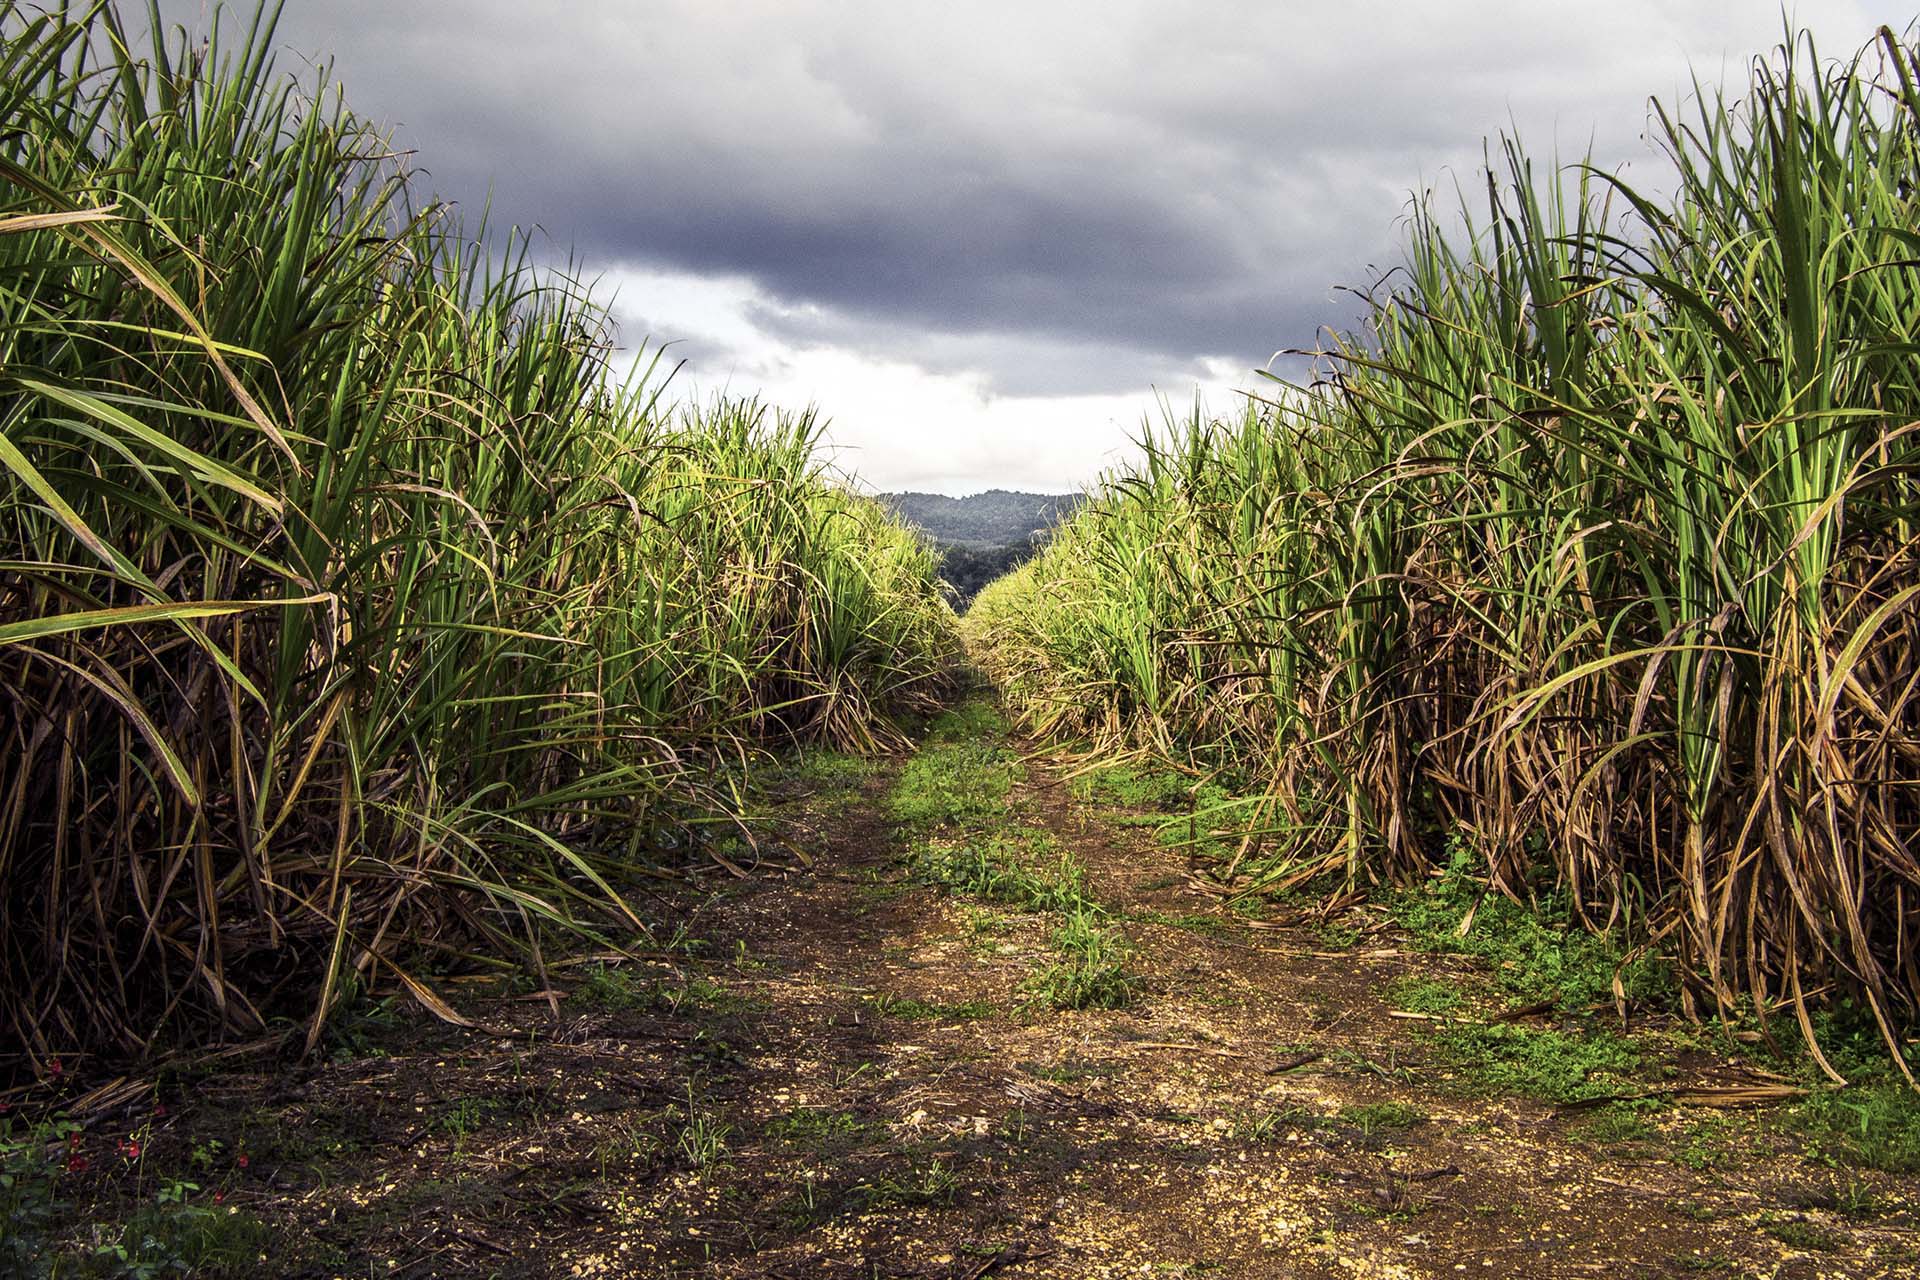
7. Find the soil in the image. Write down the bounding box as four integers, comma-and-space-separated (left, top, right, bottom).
28, 729, 1920, 1278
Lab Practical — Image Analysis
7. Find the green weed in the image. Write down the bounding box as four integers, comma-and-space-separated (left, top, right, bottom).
1791, 1080, 1920, 1174
1071, 764, 1191, 811
573, 965, 654, 1010
89, 1179, 272, 1278
1129, 909, 1233, 938
1389, 842, 1670, 1013
913, 829, 1093, 915
1672, 1114, 1757, 1172
437, 1098, 487, 1140
925, 698, 1008, 744
1774, 1008, 1920, 1173
774, 750, 877, 791
1, 1115, 71, 1277
674, 1085, 732, 1170
592, 1114, 664, 1177
1029, 1059, 1119, 1085
1026, 909, 1135, 1010
1241, 1106, 1319, 1142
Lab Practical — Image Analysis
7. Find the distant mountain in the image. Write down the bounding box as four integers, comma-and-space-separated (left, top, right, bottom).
879, 489, 1083, 608
880, 489, 1083, 548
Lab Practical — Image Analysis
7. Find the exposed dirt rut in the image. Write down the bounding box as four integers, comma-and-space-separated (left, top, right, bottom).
55, 723, 1919, 1277
583, 748, 1911, 1280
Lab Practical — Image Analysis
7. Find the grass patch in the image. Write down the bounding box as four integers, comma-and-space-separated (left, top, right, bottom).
1782, 1008, 1920, 1174
1389, 841, 1671, 1013
437, 1096, 492, 1139
1330, 1046, 1419, 1086
323, 991, 406, 1062
674, 1085, 732, 1170
1242, 1106, 1321, 1141
1314, 921, 1361, 950
571, 963, 656, 1010
865, 994, 997, 1021
898, 707, 1134, 1013
1671, 1113, 1761, 1172
1758, 1215, 1845, 1253
1432, 1022, 1642, 1103
1385, 976, 1464, 1016
764, 748, 879, 799
1336, 1101, 1425, 1136
1, 1117, 67, 1273
1028, 1058, 1120, 1085
1568, 1102, 1661, 1146
1791, 1079, 1920, 1174
591, 1114, 665, 1175
1070, 763, 1192, 811
571, 966, 768, 1017
785, 749, 877, 786
665, 975, 769, 1016
888, 741, 1016, 830
88, 1194, 275, 1278
925, 697, 1008, 744
860, 1157, 960, 1209
961, 905, 1014, 935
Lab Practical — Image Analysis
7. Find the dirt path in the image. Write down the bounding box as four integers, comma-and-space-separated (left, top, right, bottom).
44, 701, 1919, 1277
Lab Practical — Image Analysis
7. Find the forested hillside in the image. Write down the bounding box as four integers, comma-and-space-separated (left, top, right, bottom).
880, 489, 1081, 606
880, 489, 1081, 547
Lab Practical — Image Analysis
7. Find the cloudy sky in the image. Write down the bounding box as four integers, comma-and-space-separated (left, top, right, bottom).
159, 2, 1914, 493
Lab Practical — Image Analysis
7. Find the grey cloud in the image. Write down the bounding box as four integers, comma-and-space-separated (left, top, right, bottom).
154, 1, 1915, 397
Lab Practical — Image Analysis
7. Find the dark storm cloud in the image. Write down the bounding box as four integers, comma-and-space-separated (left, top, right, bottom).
151, 1, 1912, 395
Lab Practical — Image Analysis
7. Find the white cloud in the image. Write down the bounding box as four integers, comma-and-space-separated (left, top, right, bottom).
604, 268, 1241, 494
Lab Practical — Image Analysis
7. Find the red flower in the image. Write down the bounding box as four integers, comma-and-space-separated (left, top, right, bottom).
236, 1153, 249, 1169
117, 1139, 142, 1160
213, 1190, 225, 1204
66, 1154, 88, 1173
67, 1133, 82, 1151
47, 1059, 63, 1079
152, 1103, 168, 1118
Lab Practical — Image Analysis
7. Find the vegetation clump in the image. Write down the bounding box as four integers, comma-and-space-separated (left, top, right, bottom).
1786, 1010, 1920, 1173
969, 24, 1920, 1068
0, 1, 957, 1069
1389, 838, 1673, 1013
